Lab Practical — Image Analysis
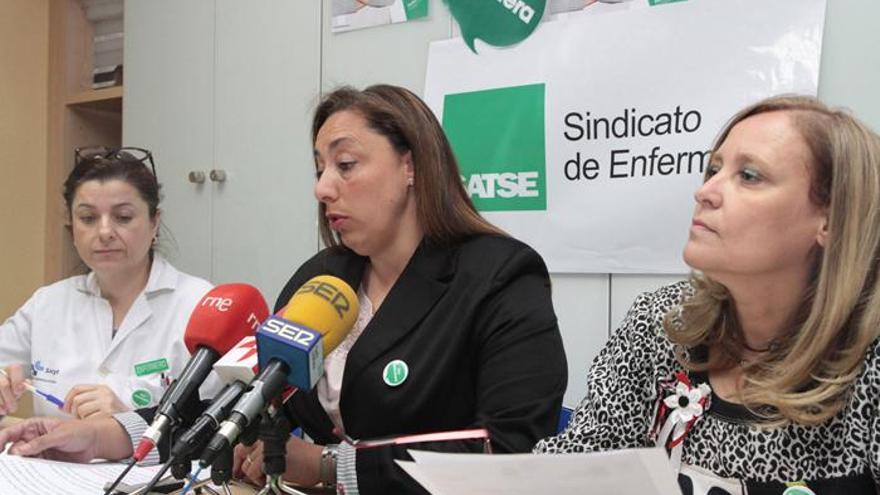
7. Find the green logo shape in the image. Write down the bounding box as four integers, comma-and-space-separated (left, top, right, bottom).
444, 0, 546, 53
403, 0, 429, 20
648, 0, 688, 5
134, 358, 169, 377
383, 360, 409, 387
131, 389, 153, 407
782, 487, 816, 495
443, 83, 546, 211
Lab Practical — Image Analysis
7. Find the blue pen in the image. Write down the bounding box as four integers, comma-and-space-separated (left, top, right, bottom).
0, 368, 65, 409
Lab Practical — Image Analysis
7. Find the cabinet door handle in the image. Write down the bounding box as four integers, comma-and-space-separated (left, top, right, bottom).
209, 169, 227, 182
188, 171, 206, 184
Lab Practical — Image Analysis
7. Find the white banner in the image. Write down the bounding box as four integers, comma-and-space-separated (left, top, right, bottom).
425, 0, 826, 273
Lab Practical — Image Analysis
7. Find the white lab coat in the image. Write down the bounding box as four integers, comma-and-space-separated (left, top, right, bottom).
0, 255, 216, 417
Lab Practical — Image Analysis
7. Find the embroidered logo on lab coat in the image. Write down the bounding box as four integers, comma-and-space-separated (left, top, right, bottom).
131, 389, 153, 407
31, 360, 61, 383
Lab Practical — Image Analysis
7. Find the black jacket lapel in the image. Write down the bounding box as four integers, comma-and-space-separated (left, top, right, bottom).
340, 240, 455, 401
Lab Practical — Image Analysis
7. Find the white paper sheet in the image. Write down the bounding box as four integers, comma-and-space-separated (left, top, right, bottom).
0, 454, 164, 495
397, 447, 679, 495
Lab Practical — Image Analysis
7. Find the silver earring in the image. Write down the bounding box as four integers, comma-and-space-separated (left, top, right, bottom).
407, 177, 414, 187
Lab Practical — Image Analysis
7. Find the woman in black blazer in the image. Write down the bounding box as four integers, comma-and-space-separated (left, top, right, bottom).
0, 84, 566, 495
234, 85, 568, 494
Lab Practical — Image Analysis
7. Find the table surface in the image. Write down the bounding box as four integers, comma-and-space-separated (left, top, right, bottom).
0, 417, 332, 495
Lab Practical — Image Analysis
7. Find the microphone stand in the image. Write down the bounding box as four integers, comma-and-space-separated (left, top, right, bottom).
179, 443, 234, 495
126, 427, 188, 495
169, 420, 194, 482
103, 383, 188, 495
127, 393, 204, 495
208, 444, 235, 495
256, 409, 308, 495
180, 412, 262, 495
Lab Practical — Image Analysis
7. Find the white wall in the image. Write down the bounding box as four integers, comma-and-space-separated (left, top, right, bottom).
127, 0, 880, 409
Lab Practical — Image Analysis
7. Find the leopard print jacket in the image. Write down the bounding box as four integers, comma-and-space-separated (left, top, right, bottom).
535, 282, 880, 495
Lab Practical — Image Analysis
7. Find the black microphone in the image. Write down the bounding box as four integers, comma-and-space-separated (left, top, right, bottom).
103, 285, 268, 495
199, 361, 289, 467
133, 284, 268, 462
169, 380, 248, 460
198, 275, 359, 468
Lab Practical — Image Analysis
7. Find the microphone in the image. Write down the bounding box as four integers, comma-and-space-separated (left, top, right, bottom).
133, 336, 263, 495
133, 284, 269, 462
212, 335, 260, 385
278, 275, 360, 370
168, 336, 260, 460
199, 275, 358, 467
168, 380, 247, 460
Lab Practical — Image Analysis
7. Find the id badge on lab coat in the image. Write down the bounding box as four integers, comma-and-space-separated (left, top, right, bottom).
128, 358, 172, 408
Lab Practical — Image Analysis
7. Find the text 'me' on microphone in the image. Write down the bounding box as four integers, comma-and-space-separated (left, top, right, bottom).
133, 284, 269, 462
199, 275, 358, 467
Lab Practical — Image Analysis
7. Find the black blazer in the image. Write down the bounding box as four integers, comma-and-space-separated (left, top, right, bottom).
275, 234, 568, 494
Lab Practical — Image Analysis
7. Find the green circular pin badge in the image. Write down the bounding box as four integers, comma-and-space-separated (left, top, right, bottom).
782, 486, 816, 495
131, 389, 153, 407
383, 360, 409, 387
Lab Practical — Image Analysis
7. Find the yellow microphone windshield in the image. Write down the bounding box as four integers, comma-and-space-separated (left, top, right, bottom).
283, 275, 359, 354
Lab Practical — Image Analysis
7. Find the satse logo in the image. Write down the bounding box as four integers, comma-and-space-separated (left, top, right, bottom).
442, 83, 547, 211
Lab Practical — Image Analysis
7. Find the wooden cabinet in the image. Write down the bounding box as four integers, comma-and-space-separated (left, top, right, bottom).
121, 0, 463, 302
123, 0, 321, 302
123, 0, 216, 278
46, 0, 124, 282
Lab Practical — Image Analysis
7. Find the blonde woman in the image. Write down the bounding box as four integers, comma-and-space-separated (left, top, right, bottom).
536, 96, 880, 494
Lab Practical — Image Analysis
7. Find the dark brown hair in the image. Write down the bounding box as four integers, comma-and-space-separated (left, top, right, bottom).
311, 84, 504, 248
63, 154, 161, 221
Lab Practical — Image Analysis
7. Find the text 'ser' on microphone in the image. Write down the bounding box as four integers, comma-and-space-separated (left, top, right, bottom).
199, 275, 358, 468
133, 284, 269, 462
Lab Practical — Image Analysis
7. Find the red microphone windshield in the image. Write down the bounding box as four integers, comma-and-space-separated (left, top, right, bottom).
184, 283, 269, 355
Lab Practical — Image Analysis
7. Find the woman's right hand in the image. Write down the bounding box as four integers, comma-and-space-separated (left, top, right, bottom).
0, 417, 97, 462
0, 416, 133, 463
0, 364, 28, 415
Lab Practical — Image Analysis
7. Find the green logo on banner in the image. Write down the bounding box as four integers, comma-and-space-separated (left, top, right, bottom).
648, 0, 688, 5
131, 389, 153, 407
134, 358, 169, 377
443, 83, 546, 211
444, 0, 546, 53
403, 0, 429, 20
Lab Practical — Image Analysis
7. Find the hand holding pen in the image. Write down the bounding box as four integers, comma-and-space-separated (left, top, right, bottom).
62, 384, 126, 419
0, 366, 65, 414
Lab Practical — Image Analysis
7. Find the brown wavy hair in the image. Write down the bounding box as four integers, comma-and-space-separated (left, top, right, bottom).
666, 95, 880, 425
311, 84, 504, 248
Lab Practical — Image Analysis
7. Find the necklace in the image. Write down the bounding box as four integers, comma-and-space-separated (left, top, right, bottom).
741, 339, 779, 353
742, 342, 771, 353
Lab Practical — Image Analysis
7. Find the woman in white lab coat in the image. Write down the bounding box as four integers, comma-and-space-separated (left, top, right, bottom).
0, 148, 212, 419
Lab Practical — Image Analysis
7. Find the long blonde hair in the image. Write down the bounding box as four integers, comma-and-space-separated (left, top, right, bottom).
666, 95, 880, 425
